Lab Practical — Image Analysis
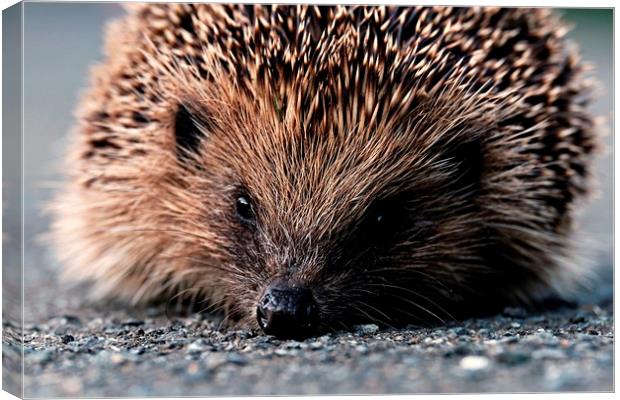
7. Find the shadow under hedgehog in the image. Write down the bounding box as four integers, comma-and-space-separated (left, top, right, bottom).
50, 5, 600, 339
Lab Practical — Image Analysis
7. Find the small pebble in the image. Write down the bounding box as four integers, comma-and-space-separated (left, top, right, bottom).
570, 315, 586, 324
110, 353, 125, 365
496, 350, 531, 365
355, 324, 379, 335
460, 356, 490, 371
122, 320, 144, 327
61, 334, 75, 344
187, 340, 208, 353
355, 345, 369, 354
532, 349, 566, 360
61, 378, 83, 396
227, 353, 248, 365
452, 327, 468, 335
204, 354, 227, 369
186, 362, 199, 374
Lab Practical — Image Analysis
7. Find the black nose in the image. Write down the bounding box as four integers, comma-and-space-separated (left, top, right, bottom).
256, 282, 319, 338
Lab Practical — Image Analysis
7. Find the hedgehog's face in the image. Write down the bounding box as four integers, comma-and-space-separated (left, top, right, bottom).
171, 96, 490, 339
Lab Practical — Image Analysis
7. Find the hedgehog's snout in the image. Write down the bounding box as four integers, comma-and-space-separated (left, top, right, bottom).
256, 281, 319, 339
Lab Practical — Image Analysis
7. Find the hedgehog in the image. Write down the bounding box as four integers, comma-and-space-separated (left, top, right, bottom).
50, 5, 599, 338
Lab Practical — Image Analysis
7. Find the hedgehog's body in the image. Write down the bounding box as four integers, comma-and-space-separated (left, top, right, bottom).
52, 5, 598, 337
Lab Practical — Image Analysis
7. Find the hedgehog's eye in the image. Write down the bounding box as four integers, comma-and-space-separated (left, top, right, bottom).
371, 209, 388, 226
235, 195, 256, 224
361, 202, 397, 240
353, 205, 396, 250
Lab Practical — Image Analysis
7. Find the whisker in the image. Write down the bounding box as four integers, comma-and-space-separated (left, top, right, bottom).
365, 282, 455, 321
353, 300, 396, 329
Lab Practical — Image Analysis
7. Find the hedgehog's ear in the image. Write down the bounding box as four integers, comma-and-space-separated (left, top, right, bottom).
438, 137, 484, 194
173, 104, 205, 162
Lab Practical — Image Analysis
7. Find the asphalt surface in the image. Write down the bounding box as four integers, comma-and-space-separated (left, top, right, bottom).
3, 271, 614, 397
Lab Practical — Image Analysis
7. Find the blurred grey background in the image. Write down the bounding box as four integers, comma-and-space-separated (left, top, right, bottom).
18, 4, 613, 323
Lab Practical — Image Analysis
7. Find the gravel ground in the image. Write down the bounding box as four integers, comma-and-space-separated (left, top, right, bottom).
4, 289, 613, 397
